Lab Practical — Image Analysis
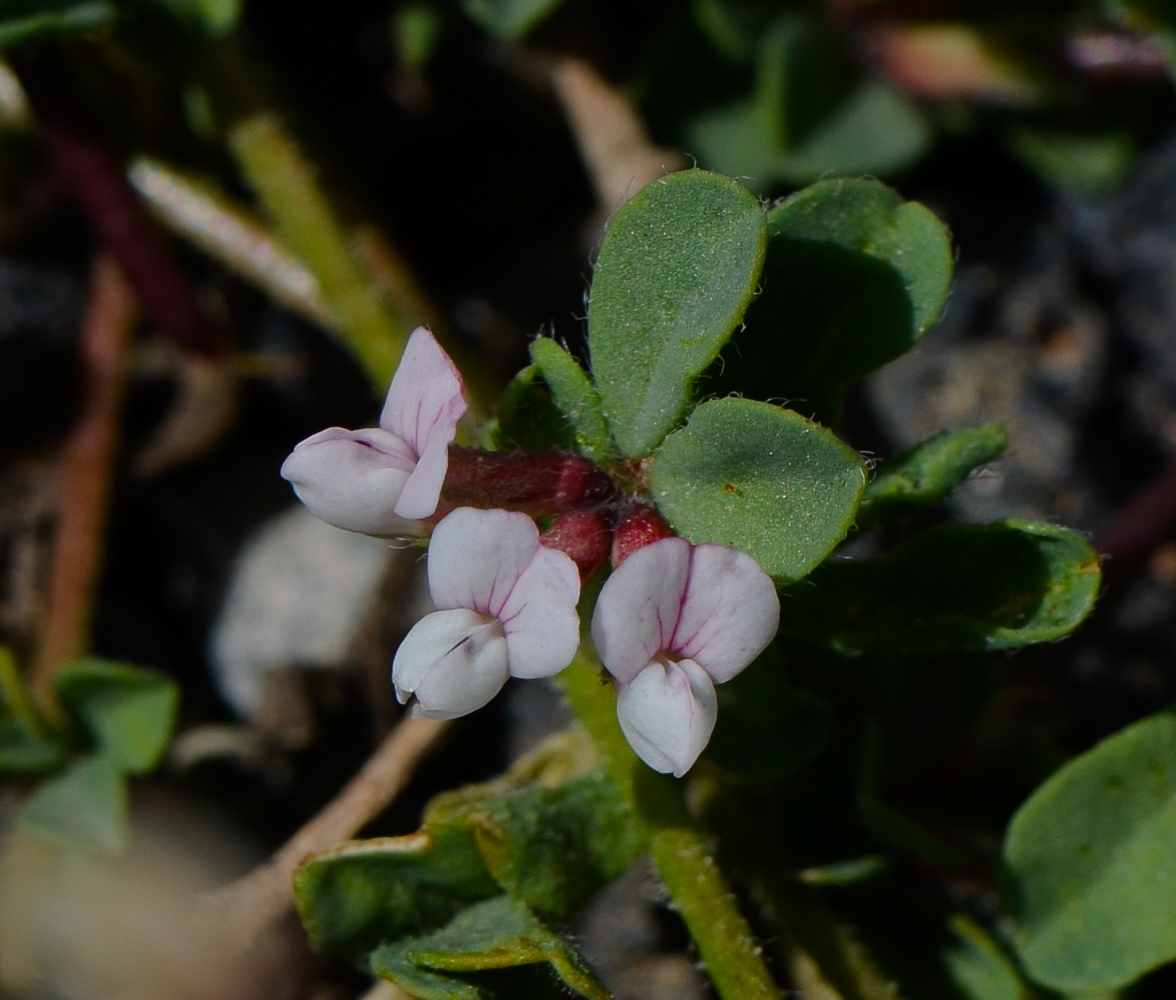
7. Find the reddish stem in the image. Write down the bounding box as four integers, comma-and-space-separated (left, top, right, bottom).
32, 254, 137, 704
10, 49, 228, 357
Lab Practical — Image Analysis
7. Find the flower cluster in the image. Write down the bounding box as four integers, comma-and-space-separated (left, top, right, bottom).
281, 328, 780, 775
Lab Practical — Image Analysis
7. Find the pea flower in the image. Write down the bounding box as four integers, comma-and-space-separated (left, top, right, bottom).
591, 537, 779, 776
280, 327, 467, 533
393, 507, 581, 719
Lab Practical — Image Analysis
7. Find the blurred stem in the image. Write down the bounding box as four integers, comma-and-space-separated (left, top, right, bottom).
202, 715, 451, 953
128, 155, 336, 330
8, 48, 226, 357
556, 651, 784, 1000
228, 111, 408, 390
32, 254, 137, 710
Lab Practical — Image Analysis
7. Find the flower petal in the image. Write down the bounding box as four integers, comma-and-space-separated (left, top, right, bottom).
499, 545, 581, 679
615, 657, 717, 777
393, 425, 449, 519
392, 608, 509, 719
280, 427, 419, 536
591, 537, 690, 685
671, 544, 780, 683
427, 508, 542, 617
381, 327, 468, 463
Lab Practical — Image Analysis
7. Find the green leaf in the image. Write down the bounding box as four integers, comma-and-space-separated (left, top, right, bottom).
1004, 710, 1176, 991
55, 659, 179, 773
528, 338, 612, 463
395, 2, 444, 72
650, 397, 866, 583
296, 730, 642, 964
797, 855, 889, 887
459, 0, 564, 39
858, 425, 1009, 529
492, 365, 575, 451
0, 0, 113, 46
942, 915, 1029, 1000
778, 82, 932, 183
18, 754, 128, 854
372, 896, 610, 1000
782, 520, 1100, 654
295, 832, 500, 965
588, 170, 767, 457
1008, 128, 1135, 196
463, 773, 642, 917
707, 646, 832, 782
139, 0, 239, 34
0, 718, 65, 774
721, 178, 952, 416
0, 647, 63, 773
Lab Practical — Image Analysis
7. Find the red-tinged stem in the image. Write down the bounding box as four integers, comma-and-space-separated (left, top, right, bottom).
9, 48, 228, 358
42, 127, 228, 357
32, 254, 137, 707
442, 447, 618, 518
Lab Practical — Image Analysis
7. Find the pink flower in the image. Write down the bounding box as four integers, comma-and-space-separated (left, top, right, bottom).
591, 537, 779, 776
392, 507, 581, 719
280, 327, 468, 533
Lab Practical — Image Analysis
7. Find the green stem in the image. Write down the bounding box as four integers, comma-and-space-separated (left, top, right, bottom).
557, 652, 784, 1000
228, 112, 408, 390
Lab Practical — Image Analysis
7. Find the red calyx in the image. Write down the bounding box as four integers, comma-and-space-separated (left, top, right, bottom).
442, 447, 618, 518
611, 502, 674, 568
541, 508, 615, 580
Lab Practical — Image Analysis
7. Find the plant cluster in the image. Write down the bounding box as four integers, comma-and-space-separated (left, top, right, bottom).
0, 1, 1174, 999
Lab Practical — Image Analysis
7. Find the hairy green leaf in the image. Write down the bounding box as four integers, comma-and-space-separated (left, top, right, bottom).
720, 178, 951, 417
529, 338, 612, 463
372, 896, 610, 1000
588, 170, 767, 457
18, 754, 128, 854
650, 397, 865, 583
858, 424, 1009, 529
1005, 710, 1176, 990
295, 832, 500, 964
493, 365, 575, 451
783, 520, 1100, 654
55, 658, 179, 774
296, 731, 642, 965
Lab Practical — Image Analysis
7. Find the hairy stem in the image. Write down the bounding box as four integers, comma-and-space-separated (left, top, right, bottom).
557, 651, 783, 1000
227, 112, 410, 390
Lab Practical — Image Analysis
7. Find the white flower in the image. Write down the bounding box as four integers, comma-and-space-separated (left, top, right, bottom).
591, 537, 779, 776
393, 507, 581, 719
280, 327, 468, 533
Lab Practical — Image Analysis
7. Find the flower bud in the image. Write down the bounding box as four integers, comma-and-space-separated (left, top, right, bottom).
541, 508, 615, 579
610, 502, 674, 568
